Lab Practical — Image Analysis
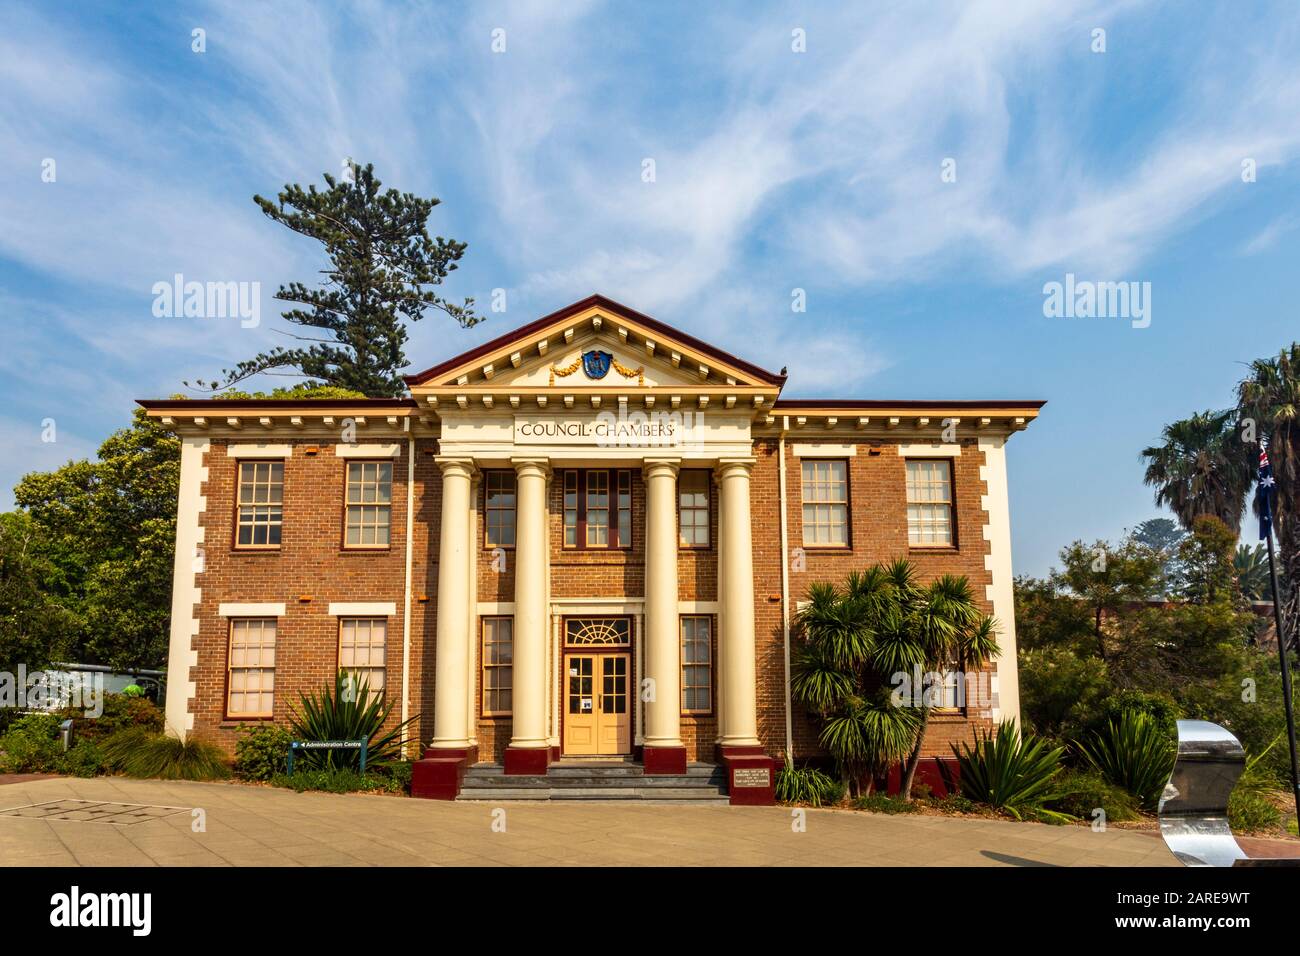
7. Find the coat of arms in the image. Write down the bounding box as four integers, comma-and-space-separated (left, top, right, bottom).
582, 350, 613, 379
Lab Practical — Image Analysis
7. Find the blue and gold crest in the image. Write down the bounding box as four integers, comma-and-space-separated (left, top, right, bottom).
582, 350, 613, 379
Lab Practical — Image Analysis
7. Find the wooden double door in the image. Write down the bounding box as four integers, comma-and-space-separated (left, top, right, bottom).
563, 651, 631, 756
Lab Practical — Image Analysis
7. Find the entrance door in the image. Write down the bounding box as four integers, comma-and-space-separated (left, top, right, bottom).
564, 652, 630, 756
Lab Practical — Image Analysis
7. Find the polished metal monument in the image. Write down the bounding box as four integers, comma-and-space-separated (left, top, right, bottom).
1158, 720, 1250, 866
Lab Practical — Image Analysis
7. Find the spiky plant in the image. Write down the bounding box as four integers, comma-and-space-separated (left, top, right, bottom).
952, 720, 1070, 821
1075, 710, 1176, 811
289, 673, 419, 770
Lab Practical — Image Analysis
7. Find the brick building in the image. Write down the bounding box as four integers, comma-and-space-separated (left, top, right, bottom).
142, 295, 1043, 802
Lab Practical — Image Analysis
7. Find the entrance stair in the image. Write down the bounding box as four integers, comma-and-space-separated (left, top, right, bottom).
456, 760, 730, 802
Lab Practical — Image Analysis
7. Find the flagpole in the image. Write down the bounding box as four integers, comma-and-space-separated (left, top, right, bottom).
1265, 524, 1300, 821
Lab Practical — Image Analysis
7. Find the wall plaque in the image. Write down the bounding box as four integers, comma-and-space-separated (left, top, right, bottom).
733, 768, 770, 788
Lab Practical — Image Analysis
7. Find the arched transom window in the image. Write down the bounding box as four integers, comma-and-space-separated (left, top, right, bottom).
564, 617, 632, 647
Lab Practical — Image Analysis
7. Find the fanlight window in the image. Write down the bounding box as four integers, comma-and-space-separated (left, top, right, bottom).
564, 618, 631, 647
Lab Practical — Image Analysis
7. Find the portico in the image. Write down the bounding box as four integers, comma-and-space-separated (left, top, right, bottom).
408, 298, 784, 798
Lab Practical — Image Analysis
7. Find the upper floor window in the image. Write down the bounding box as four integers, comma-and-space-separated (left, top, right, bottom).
906, 459, 954, 546
678, 470, 711, 548
227, 618, 276, 718
801, 459, 849, 547
484, 471, 517, 548
339, 617, 386, 695
345, 461, 392, 548
562, 469, 632, 549
236, 461, 283, 548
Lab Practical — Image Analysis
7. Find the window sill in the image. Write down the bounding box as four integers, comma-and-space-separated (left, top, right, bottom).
340, 547, 393, 554
908, 545, 959, 553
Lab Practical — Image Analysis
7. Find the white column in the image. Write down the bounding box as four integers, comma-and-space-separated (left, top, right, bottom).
508, 458, 551, 752
465, 473, 479, 746
643, 459, 684, 751
431, 458, 474, 749
718, 458, 761, 747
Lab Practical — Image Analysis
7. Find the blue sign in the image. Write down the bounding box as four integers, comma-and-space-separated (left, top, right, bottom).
582, 350, 613, 379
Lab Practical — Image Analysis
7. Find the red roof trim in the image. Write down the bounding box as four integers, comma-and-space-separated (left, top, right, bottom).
402, 293, 787, 387
771, 399, 1047, 410
137, 398, 418, 410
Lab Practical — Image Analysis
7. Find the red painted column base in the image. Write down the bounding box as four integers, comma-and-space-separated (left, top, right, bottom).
718, 744, 777, 806
504, 745, 552, 775
642, 745, 688, 775
411, 746, 477, 800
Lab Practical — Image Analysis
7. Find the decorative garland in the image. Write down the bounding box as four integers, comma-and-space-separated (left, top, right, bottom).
548, 356, 645, 386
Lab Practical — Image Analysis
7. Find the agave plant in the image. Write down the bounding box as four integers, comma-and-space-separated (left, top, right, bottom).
774, 759, 843, 807
1075, 710, 1176, 811
951, 720, 1069, 821
288, 673, 418, 771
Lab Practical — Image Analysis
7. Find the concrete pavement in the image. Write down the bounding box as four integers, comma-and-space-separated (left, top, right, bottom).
0, 775, 1179, 867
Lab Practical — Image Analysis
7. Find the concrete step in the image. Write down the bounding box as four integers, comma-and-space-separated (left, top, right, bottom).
458, 787, 730, 802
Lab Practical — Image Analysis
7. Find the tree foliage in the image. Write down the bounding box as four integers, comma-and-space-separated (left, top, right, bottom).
1140, 409, 1253, 534
191, 161, 481, 397
792, 559, 998, 800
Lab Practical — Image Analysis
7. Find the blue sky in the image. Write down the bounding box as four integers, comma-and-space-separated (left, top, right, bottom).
3, 1, 1299, 577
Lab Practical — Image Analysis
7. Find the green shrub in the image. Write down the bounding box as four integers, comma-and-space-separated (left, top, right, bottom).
1076, 710, 1175, 811
61, 694, 164, 742
775, 761, 843, 807
57, 739, 105, 778
1046, 769, 1140, 822
289, 674, 418, 771
271, 768, 406, 794
234, 724, 292, 781
952, 719, 1070, 821
1228, 788, 1282, 832
1080, 690, 1179, 745
0, 713, 63, 773
853, 793, 918, 814
101, 728, 231, 781
930, 793, 977, 814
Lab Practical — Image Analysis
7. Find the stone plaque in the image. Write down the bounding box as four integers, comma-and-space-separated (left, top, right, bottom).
733, 768, 770, 788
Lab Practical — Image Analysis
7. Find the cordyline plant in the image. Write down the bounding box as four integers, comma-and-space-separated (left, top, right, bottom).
288, 673, 418, 771
791, 558, 999, 800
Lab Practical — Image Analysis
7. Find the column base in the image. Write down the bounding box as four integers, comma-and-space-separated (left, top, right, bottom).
642, 744, 688, 775
717, 744, 776, 806
504, 745, 552, 775
411, 746, 477, 800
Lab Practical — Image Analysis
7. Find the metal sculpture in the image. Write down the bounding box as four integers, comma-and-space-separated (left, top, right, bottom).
1158, 720, 1249, 866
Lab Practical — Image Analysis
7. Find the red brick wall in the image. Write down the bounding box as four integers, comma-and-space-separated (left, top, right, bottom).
751, 436, 998, 762
185, 435, 997, 766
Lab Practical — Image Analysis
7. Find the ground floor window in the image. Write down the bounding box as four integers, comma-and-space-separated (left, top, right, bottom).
227, 618, 276, 718
339, 617, 387, 696
680, 615, 713, 714
482, 616, 514, 716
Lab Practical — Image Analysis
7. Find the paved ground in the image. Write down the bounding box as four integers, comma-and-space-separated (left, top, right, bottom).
0, 775, 1183, 867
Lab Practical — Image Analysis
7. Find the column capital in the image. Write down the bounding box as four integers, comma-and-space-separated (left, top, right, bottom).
642, 457, 681, 480
434, 456, 477, 479
715, 457, 756, 479
510, 457, 552, 480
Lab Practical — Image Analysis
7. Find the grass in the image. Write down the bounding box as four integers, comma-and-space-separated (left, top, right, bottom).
100, 728, 231, 781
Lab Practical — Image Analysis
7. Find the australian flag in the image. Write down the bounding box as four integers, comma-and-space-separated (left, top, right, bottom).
1258, 439, 1277, 541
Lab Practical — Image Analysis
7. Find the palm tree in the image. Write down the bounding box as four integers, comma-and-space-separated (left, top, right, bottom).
792, 559, 999, 801
1140, 410, 1253, 534
1238, 343, 1300, 642
1235, 544, 1271, 602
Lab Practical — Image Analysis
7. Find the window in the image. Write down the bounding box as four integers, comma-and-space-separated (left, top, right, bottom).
678, 470, 711, 548
681, 616, 713, 713
236, 461, 283, 548
906, 459, 954, 546
339, 618, 386, 695
345, 461, 392, 547
227, 619, 276, 718
934, 661, 963, 710
562, 470, 633, 549
801, 459, 849, 546
482, 617, 514, 716
484, 471, 517, 548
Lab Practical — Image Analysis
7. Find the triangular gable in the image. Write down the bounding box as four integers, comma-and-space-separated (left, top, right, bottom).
404, 294, 786, 394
